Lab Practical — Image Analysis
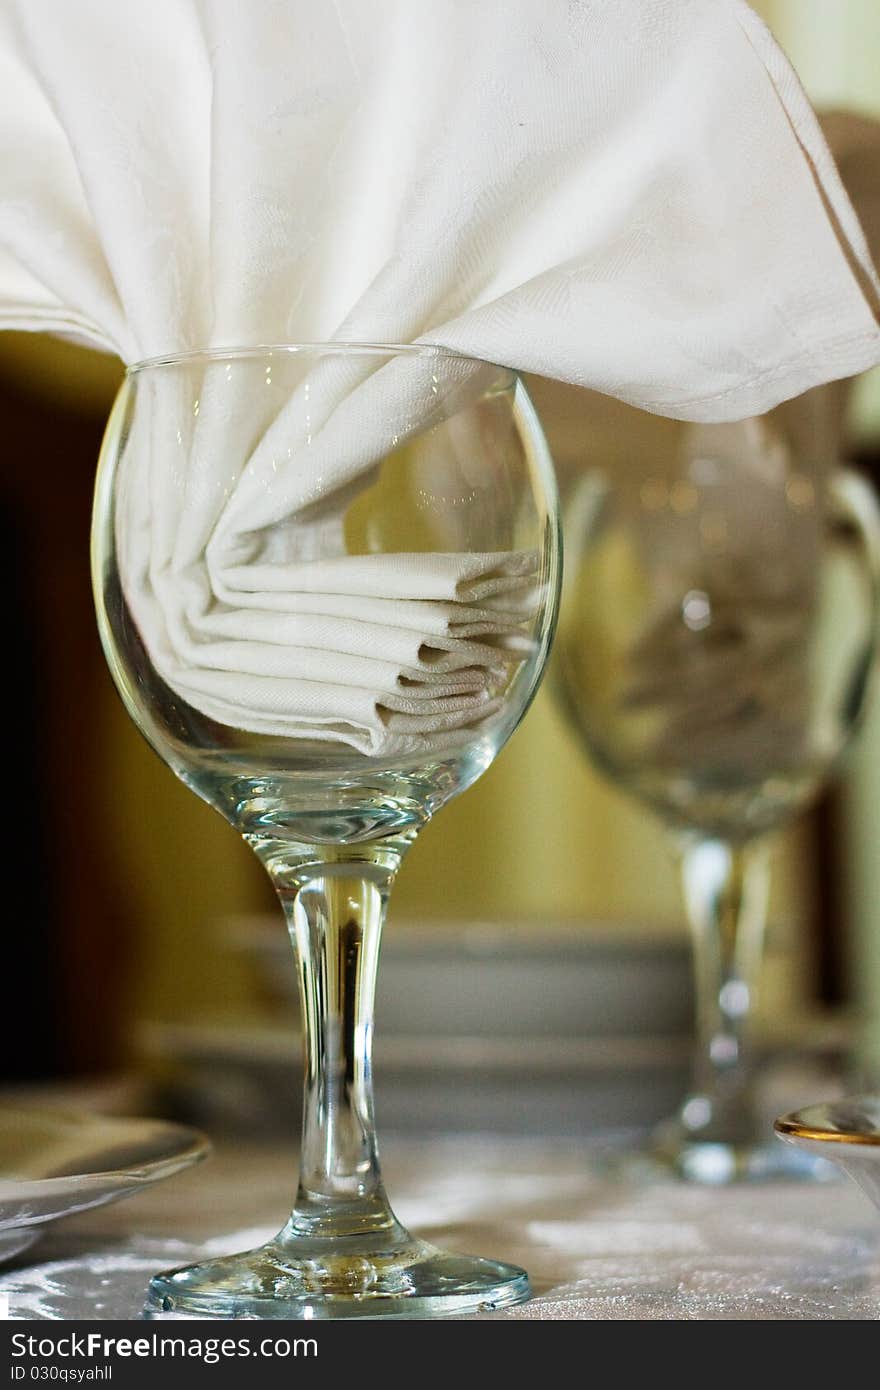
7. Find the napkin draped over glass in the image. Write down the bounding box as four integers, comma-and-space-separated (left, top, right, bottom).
1, 0, 878, 754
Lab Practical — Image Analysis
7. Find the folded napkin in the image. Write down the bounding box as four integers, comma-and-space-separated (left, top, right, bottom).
153, 551, 536, 751
2, 0, 879, 756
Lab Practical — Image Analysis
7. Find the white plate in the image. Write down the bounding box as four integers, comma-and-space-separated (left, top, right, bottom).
0, 1108, 209, 1263
775, 1095, 880, 1209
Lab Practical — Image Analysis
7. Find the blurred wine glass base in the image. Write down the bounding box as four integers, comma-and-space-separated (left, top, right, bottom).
144, 1233, 530, 1320
647, 838, 840, 1184
647, 1120, 838, 1185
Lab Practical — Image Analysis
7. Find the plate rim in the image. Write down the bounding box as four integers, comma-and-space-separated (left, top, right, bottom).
0, 1106, 210, 1203
775, 1095, 880, 1149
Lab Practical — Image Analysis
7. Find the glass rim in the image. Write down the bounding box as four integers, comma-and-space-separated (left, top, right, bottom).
126, 341, 513, 377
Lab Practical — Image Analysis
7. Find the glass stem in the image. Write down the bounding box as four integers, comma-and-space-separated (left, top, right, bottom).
677, 835, 771, 1147
251, 834, 415, 1244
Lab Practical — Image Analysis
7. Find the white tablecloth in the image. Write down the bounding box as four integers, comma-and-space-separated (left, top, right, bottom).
3, 1136, 879, 1320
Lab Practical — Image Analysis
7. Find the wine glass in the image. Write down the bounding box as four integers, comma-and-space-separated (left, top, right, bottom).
91, 344, 560, 1318
552, 394, 880, 1183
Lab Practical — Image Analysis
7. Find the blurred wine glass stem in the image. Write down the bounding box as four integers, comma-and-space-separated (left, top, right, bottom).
675, 834, 771, 1149
251, 833, 416, 1244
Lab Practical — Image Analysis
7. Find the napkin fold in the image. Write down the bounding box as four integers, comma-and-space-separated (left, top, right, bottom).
154, 550, 536, 752
1, 0, 879, 755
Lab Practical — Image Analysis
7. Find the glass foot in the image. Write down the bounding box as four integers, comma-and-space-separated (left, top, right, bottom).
144, 1229, 530, 1320
648, 1124, 840, 1184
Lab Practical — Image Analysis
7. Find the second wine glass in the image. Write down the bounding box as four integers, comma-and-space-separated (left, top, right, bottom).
553, 396, 880, 1182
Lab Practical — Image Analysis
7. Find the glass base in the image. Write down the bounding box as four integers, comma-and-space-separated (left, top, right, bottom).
648, 1124, 839, 1185
143, 1229, 530, 1320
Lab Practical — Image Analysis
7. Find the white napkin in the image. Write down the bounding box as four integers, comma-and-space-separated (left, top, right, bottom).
1, 0, 878, 406
2, 0, 879, 756
115, 348, 545, 757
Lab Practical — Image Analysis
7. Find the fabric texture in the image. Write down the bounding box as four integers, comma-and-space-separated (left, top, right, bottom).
0, 0, 877, 415
2, 1135, 879, 1321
